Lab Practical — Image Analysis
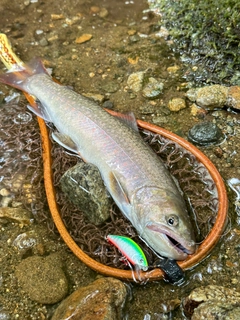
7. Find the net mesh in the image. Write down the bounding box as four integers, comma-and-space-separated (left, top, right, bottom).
0, 100, 219, 269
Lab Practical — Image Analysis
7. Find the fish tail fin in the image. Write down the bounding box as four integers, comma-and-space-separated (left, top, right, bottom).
0, 33, 48, 92
0, 57, 48, 92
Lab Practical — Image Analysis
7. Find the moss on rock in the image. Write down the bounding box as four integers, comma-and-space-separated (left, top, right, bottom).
149, 0, 240, 85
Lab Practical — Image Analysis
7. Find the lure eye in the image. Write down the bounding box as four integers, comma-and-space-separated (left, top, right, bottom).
166, 215, 179, 227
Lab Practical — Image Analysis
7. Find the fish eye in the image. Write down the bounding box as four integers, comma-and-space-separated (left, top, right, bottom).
166, 215, 179, 227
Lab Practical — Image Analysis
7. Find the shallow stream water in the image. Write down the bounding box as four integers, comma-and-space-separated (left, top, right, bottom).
0, 0, 240, 319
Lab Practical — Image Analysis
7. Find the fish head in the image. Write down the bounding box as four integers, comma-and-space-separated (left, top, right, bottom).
132, 187, 196, 260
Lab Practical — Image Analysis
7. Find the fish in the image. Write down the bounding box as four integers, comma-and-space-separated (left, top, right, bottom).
107, 235, 148, 271
0, 37, 196, 260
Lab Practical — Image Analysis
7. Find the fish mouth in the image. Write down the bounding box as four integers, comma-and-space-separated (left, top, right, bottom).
146, 223, 196, 260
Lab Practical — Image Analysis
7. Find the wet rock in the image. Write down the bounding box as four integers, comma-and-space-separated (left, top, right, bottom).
142, 77, 164, 99
60, 163, 112, 225
102, 100, 114, 110
129, 34, 140, 43
190, 103, 201, 116
188, 121, 224, 146
127, 71, 145, 92
51, 277, 127, 320
139, 104, 156, 114
75, 34, 92, 44
167, 65, 180, 74
101, 81, 120, 93
0, 207, 33, 225
168, 98, 186, 112
227, 86, 240, 110
183, 285, 240, 320
186, 88, 198, 102
39, 37, 48, 47
12, 230, 45, 256
152, 116, 168, 125
99, 8, 109, 18
186, 85, 228, 109
0, 311, 10, 320
82, 92, 105, 103
15, 254, 68, 304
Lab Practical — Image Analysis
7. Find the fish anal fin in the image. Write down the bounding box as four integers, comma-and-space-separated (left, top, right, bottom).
109, 171, 131, 217
112, 111, 138, 132
52, 131, 79, 154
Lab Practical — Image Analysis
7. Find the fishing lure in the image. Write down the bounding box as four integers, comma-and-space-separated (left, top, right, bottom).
107, 235, 148, 271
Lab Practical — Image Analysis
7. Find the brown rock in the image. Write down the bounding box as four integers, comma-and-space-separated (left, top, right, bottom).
196, 85, 228, 109
75, 34, 92, 44
51, 277, 127, 320
168, 98, 186, 112
15, 254, 68, 304
183, 285, 240, 319
227, 86, 240, 110
0, 207, 33, 225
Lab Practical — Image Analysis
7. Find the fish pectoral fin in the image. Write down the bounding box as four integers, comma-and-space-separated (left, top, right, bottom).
27, 101, 52, 122
109, 171, 131, 216
113, 111, 139, 132
52, 131, 79, 154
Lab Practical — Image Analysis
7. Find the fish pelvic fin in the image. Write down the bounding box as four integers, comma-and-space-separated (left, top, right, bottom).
52, 131, 79, 155
109, 171, 132, 218
0, 57, 48, 92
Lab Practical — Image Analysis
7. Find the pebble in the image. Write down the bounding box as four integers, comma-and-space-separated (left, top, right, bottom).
168, 97, 186, 112
188, 121, 224, 146
15, 254, 68, 304
101, 81, 120, 93
51, 14, 65, 20
183, 285, 240, 319
196, 85, 228, 109
227, 86, 240, 110
102, 100, 114, 110
75, 34, 92, 44
39, 37, 48, 47
142, 77, 164, 99
152, 115, 168, 125
186, 84, 240, 110
190, 103, 201, 116
60, 162, 112, 225
167, 65, 180, 74
139, 104, 156, 114
12, 230, 45, 256
99, 8, 109, 18
82, 92, 105, 103
0, 207, 33, 225
51, 277, 127, 320
127, 71, 145, 92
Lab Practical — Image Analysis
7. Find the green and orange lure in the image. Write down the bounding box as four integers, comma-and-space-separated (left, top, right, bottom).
107, 235, 148, 271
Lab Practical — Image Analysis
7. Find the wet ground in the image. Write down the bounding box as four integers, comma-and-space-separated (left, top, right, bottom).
0, 0, 240, 319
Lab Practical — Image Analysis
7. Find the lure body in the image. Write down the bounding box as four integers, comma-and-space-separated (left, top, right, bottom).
107, 235, 148, 271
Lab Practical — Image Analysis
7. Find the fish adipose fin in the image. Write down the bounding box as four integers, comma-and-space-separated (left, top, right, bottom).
52, 131, 79, 154
109, 171, 131, 217
113, 111, 139, 132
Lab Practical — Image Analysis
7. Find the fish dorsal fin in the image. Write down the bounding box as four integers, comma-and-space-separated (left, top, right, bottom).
52, 131, 79, 154
27, 101, 52, 122
109, 171, 131, 218
113, 111, 138, 132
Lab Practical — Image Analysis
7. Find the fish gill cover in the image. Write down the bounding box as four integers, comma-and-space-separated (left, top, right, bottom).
0, 100, 219, 269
